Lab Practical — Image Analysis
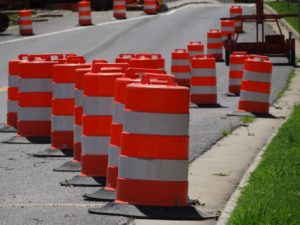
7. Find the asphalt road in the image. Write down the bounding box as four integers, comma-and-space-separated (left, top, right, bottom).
0, 4, 293, 225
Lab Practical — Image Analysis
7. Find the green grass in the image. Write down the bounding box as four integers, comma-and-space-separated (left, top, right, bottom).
7, 13, 19, 22
227, 105, 300, 225
222, 130, 231, 137
267, 1, 299, 32
240, 115, 255, 124
276, 71, 295, 101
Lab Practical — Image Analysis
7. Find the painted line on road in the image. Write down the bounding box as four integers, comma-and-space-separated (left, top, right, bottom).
0, 7, 187, 46
0, 86, 8, 92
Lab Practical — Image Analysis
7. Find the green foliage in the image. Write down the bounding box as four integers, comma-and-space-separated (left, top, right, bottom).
228, 105, 300, 225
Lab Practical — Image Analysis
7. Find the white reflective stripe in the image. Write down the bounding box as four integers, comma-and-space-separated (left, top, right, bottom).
207, 38, 222, 44
82, 136, 109, 155
144, 5, 156, 9
189, 50, 204, 57
83, 96, 113, 115
18, 107, 51, 121
74, 125, 82, 143
240, 91, 270, 103
9, 75, 19, 87
20, 25, 33, 30
191, 68, 216, 77
114, 2, 125, 6
230, 64, 243, 71
124, 111, 189, 136
119, 156, 188, 181
53, 83, 74, 99
7, 101, 17, 113
75, 89, 83, 106
79, 7, 91, 11
172, 59, 190, 66
112, 102, 124, 124
229, 78, 242, 86
19, 16, 32, 21
108, 145, 120, 167
19, 78, 52, 92
207, 48, 223, 54
230, 13, 242, 17
79, 16, 91, 20
52, 115, 74, 131
243, 71, 271, 83
190, 86, 217, 94
114, 10, 126, 14
174, 72, 190, 79
222, 27, 235, 32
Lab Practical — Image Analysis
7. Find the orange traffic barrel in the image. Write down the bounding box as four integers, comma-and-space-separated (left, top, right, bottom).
19, 10, 33, 35
230, 6, 243, 33
221, 20, 235, 42
83, 68, 167, 201
190, 54, 217, 106
0, 54, 28, 133
54, 59, 108, 172
115, 73, 189, 206
60, 63, 128, 187
3, 55, 61, 144
129, 54, 164, 69
187, 41, 204, 57
113, 0, 126, 19
115, 54, 135, 63
238, 56, 272, 114
228, 51, 248, 95
207, 29, 223, 61
171, 49, 190, 87
144, 0, 157, 14
32, 56, 89, 157
78, 0, 92, 26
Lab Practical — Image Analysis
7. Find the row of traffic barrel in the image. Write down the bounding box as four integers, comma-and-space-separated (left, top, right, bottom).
2, 50, 272, 218
19, 3, 243, 36
19, 0, 161, 35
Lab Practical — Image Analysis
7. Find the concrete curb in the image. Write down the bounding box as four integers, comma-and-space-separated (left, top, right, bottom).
215, 114, 289, 225
264, 4, 299, 40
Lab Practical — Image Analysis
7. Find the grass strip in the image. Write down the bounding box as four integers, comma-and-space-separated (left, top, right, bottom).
227, 104, 300, 225
267, 1, 299, 32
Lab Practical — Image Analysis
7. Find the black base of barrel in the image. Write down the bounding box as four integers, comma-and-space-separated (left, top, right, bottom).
60, 175, 106, 187
2, 136, 51, 144
83, 188, 116, 201
0, 124, 17, 133
53, 160, 81, 172
32, 148, 73, 157
88, 202, 217, 220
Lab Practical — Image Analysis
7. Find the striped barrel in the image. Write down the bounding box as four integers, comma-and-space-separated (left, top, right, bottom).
73, 60, 108, 164
129, 54, 164, 69
230, 6, 243, 33
113, 0, 126, 19
221, 20, 235, 42
171, 49, 190, 87
187, 41, 204, 57
228, 52, 248, 95
51, 57, 89, 153
6, 54, 29, 129
78, 0, 92, 26
144, 0, 157, 14
190, 54, 217, 105
106, 68, 166, 191
81, 72, 124, 179
238, 56, 272, 114
116, 73, 190, 206
115, 54, 135, 63
207, 29, 223, 61
18, 55, 58, 137
19, 10, 33, 35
